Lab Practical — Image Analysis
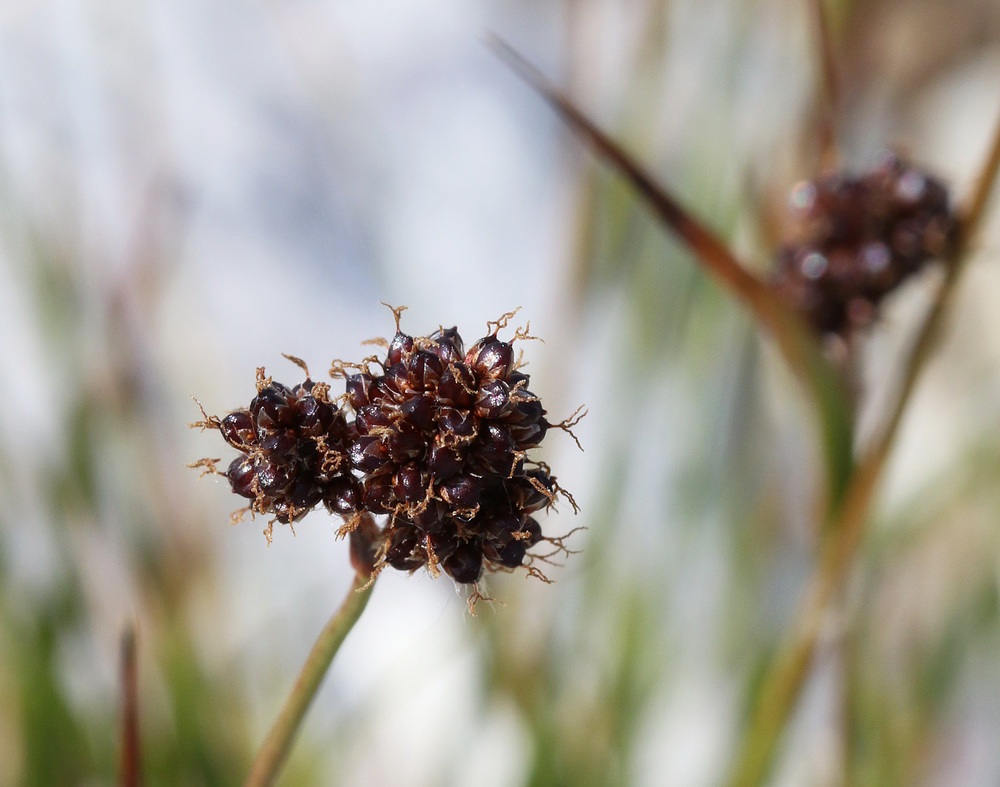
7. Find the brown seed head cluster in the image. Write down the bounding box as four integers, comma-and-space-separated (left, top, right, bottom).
217, 370, 359, 526
771, 153, 958, 335
192, 310, 581, 587
345, 312, 567, 584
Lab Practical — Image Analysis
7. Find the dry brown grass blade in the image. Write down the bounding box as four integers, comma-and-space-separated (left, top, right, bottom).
810, 0, 841, 171
487, 35, 768, 307
959, 108, 1000, 235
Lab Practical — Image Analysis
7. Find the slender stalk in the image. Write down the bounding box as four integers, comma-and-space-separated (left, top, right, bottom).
727, 108, 1000, 787
244, 570, 376, 787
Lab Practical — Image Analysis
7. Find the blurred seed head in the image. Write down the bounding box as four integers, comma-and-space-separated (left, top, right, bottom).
771, 152, 959, 336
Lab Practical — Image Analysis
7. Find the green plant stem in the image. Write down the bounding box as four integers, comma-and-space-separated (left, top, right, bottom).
244, 572, 376, 787
728, 109, 1000, 787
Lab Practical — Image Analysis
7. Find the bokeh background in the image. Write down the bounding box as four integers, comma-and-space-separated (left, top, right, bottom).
2, 0, 1000, 784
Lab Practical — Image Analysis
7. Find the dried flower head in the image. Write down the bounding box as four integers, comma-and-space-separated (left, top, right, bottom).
335, 307, 582, 586
771, 152, 959, 335
192, 308, 583, 594
191, 358, 359, 541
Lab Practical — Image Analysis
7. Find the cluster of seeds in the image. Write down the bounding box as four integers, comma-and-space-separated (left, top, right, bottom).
771, 152, 958, 336
193, 362, 359, 527
341, 310, 579, 584
192, 310, 581, 588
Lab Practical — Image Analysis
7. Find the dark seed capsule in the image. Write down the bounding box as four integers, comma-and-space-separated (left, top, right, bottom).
373, 376, 402, 402
260, 430, 297, 460
426, 531, 458, 563
384, 362, 411, 396
507, 370, 531, 389
474, 379, 512, 419
289, 477, 323, 509
227, 456, 257, 498
408, 351, 444, 392
325, 409, 350, 444
393, 463, 425, 503
513, 471, 554, 513
429, 326, 465, 363
484, 512, 522, 543
349, 435, 390, 473
345, 374, 374, 409
518, 517, 543, 547
437, 407, 477, 439
510, 420, 548, 451
385, 427, 425, 463
356, 404, 393, 436
437, 365, 477, 408
399, 394, 436, 431
497, 538, 527, 568
508, 395, 544, 425
481, 540, 501, 564
466, 336, 514, 381
362, 473, 395, 514
220, 411, 256, 451
297, 397, 334, 438
386, 331, 415, 366
324, 476, 360, 515
443, 540, 483, 584
294, 378, 316, 394
255, 459, 294, 495
411, 500, 447, 533
441, 475, 482, 510
428, 440, 463, 478
472, 424, 516, 475
251, 384, 295, 430
385, 525, 425, 571
272, 498, 292, 524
